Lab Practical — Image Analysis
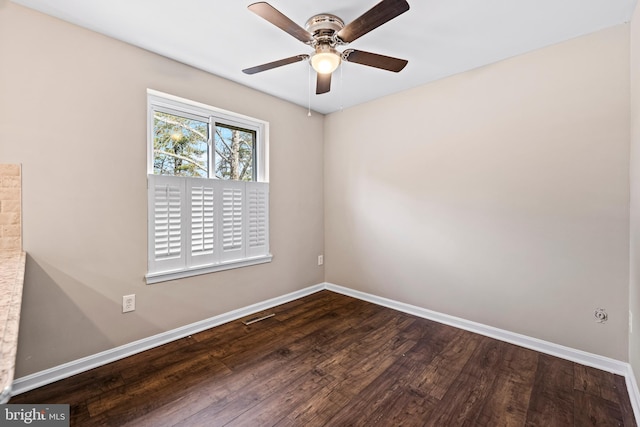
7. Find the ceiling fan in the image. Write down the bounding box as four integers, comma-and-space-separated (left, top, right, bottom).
242, 0, 410, 95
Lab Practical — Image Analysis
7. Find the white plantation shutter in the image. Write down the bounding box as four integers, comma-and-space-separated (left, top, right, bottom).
148, 175, 186, 273
187, 178, 217, 268
247, 182, 269, 258
147, 175, 270, 282
220, 180, 246, 262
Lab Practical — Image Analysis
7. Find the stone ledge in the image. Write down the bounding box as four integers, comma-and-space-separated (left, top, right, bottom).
0, 251, 26, 403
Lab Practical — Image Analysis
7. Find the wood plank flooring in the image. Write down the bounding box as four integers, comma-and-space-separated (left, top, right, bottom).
11, 290, 637, 426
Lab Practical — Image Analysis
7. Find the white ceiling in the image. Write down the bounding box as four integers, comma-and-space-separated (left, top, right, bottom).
10, 0, 638, 114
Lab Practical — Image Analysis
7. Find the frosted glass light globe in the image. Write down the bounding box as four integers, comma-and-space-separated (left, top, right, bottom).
311, 47, 341, 74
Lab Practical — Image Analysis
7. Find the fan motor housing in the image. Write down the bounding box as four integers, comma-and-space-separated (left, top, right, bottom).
305, 14, 344, 43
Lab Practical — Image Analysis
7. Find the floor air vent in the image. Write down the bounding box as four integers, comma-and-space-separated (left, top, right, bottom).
241, 313, 275, 325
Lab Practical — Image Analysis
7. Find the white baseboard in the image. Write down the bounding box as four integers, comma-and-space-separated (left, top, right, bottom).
324, 283, 628, 374
11, 280, 640, 425
323, 282, 639, 423
11, 283, 324, 396
626, 365, 640, 424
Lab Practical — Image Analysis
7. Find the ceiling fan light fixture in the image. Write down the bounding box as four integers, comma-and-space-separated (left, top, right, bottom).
244, 1, 411, 95
311, 45, 341, 74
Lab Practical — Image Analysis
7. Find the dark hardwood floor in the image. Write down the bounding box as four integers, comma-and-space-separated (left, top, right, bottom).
11, 290, 637, 426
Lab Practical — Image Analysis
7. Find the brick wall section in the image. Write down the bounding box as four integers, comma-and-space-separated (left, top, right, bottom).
0, 164, 21, 251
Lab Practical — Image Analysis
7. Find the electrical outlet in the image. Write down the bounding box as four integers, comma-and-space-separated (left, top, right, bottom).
123, 294, 135, 313
318, 254, 324, 266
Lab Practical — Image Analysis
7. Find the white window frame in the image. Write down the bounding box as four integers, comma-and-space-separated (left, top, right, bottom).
146, 89, 271, 284
147, 89, 268, 181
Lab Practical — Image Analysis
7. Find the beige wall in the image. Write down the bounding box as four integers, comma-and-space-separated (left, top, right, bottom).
0, 0, 635, 377
325, 25, 631, 360
630, 0, 640, 381
0, 3, 324, 377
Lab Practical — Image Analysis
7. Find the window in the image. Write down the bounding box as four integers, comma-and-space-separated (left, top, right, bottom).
214, 124, 256, 181
153, 111, 209, 178
146, 90, 270, 284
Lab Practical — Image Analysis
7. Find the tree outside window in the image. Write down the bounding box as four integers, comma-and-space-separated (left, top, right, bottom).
214, 124, 255, 181
153, 112, 255, 182
153, 112, 208, 177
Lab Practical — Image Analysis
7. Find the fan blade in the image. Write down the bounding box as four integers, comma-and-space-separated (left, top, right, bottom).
243, 55, 309, 75
316, 72, 332, 94
248, 2, 314, 44
343, 49, 407, 72
337, 0, 409, 43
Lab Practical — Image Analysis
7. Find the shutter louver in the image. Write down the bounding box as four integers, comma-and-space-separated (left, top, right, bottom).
155, 184, 182, 258
247, 182, 269, 257
220, 181, 246, 262
148, 175, 186, 273
187, 179, 216, 267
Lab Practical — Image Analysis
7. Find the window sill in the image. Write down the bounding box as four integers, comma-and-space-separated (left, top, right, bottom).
145, 254, 273, 285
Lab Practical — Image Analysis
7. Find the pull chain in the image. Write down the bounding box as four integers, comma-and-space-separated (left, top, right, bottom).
340, 64, 344, 112
307, 64, 312, 117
